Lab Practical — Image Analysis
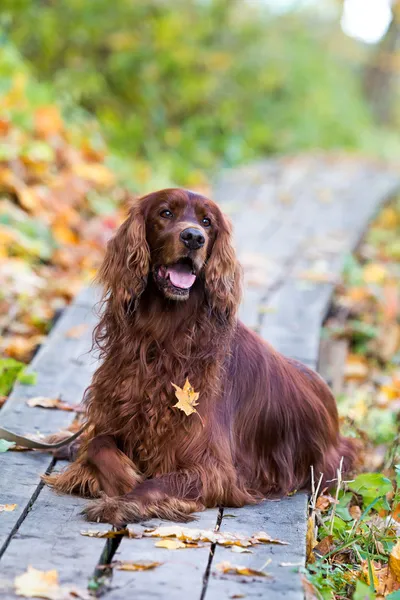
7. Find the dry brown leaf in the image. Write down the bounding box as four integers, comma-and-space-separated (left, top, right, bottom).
216, 561, 270, 578
26, 397, 82, 412
14, 566, 90, 599
315, 495, 335, 512
359, 559, 400, 597
349, 505, 362, 521
65, 324, 89, 339
113, 560, 162, 572
313, 535, 335, 558
145, 525, 252, 547
0, 504, 17, 512
155, 539, 187, 550
172, 379, 204, 425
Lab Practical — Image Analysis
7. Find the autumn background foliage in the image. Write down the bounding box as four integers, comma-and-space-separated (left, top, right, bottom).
1, 1, 400, 599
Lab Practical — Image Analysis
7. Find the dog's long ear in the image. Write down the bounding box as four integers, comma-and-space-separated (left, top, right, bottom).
205, 212, 241, 320
97, 200, 150, 322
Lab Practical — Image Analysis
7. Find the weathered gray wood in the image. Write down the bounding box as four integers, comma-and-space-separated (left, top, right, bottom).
0, 480, 109, 599
106, 510, 220, 599
207, 497, 308, 599
0, 294, 99, 551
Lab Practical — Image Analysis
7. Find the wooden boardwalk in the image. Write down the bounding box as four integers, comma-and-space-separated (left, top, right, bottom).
0, 154, 398, 599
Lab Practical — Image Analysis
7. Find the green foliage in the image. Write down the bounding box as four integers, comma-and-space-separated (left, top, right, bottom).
0, 358, 36, 396
0, 0, 384, 184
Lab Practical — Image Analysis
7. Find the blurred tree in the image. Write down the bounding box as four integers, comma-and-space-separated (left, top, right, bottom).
0, 0, 393, 183
363, 0, 400, 124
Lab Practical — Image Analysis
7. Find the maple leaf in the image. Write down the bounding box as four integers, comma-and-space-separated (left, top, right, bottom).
155, 539, 187, 550
171, 379, 204, 426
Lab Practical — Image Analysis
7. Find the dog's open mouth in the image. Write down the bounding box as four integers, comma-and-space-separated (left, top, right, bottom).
155, 258, 197, 298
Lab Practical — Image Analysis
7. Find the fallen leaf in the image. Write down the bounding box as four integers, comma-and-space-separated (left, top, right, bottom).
172, 379, 204, 425
144, 525, 254, 547
251, 531, 289, 545
65, 324, 89, 339
390, 541, 400, 582
0, 504, 17, 512
26, 397, 82, 412
315, 495, 335, 512
216, 561, 270, 578
80, 528, 130, 539
113, 560, 162, 571
313, 535, 335, 558
349, 505, 362, 520
155, 539, 187, 550
14, 565, 90, 599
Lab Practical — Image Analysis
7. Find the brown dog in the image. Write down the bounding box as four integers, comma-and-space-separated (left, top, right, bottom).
44, 188, 355, 525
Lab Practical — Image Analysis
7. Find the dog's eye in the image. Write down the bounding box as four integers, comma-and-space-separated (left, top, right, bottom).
202, 217, 211, 227
160, 209, 173, 219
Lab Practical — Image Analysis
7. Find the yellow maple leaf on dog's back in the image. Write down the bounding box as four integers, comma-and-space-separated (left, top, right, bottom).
172, 378, 204, 426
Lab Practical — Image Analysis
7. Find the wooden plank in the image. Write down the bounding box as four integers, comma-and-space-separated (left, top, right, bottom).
206, 496, 308, 600
0, 298, 98, 551
0, 479, 110, 599
106, 510, 220, 599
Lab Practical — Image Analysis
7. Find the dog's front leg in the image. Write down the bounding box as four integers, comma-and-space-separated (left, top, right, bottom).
86, 434, 142, 497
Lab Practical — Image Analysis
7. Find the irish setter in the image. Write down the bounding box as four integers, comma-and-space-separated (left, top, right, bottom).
44, 188, 355, 525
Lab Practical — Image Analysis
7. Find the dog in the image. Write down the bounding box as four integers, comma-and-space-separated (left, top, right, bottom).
44, 188, 355, 525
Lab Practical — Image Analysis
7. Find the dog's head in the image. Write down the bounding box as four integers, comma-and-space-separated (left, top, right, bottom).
98, 188, 240, 319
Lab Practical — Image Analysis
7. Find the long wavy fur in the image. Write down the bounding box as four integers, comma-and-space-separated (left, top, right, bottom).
44, 188, 356, 526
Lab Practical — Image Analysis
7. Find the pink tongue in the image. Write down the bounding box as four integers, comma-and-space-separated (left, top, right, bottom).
167, 264, 196, 289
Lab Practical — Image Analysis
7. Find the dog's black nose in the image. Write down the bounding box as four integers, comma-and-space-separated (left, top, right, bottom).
180, 227, 205, 250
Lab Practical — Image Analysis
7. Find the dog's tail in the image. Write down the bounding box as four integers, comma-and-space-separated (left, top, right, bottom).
83, 493, 205, 526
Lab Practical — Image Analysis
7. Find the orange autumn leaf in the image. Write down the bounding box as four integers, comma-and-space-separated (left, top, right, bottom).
26, 396, 82, 412
65, 324, 89, 339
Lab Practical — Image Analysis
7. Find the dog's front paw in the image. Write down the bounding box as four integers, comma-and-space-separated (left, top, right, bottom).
83, 493, 144, 526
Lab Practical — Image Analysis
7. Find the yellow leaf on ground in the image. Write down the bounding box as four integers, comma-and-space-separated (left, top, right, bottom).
0, 504, 17, 512
390, 540, 400, 582
113, 560, 162, 571
216, 561, 270, 578
155, 539, 187, 550
14, 566, 90, 599
172, 378, 203, 425
306, 517, 317, 563
80, 528, 130, 539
